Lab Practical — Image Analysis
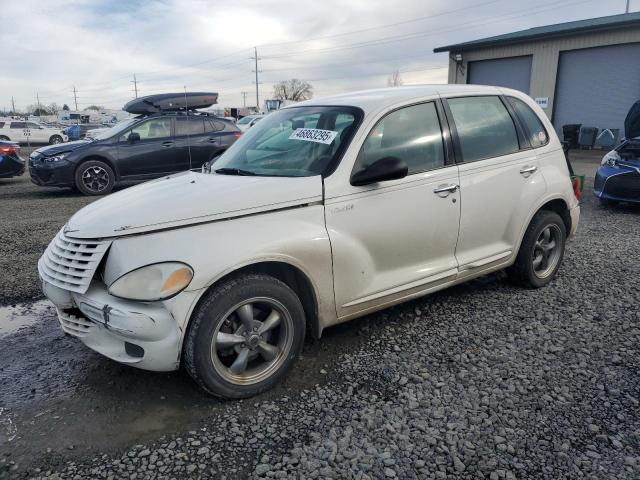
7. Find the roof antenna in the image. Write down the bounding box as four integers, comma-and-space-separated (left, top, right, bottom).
184, 86, 193, 171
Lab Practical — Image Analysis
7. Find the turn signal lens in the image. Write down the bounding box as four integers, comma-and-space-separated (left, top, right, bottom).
161, 267, 194, 298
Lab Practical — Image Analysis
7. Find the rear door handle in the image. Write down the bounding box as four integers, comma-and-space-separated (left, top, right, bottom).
162, 141, 174, 147
520, 165, 537, 176
433, 184, 459, 195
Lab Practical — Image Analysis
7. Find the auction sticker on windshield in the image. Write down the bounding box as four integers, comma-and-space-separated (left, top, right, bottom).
289, 128, 338, 145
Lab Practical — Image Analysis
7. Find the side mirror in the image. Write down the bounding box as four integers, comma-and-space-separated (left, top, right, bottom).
128, 132, 140, 143
201, 154, 222, 173
350, 156, 408, 186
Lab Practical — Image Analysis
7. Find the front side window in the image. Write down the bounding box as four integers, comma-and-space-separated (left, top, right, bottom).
176, 117, 205, 136
354, 102, 445, 175
212, 106, 361, 177
448, 96, 519, 162
121, 118, 172, 141
10, 122, 26, 129
508, 96, 549, 148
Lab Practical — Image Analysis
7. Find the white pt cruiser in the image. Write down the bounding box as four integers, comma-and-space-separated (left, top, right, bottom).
39, 85, 580, 399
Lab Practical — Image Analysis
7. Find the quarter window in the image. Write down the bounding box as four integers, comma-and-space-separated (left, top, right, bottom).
205, 120, 225, 133
508, 96, 548, 148
447, 96, 519, 162
355, 102, 445, 175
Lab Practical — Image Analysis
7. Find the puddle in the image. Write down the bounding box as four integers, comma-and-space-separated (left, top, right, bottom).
0, 300, 52, 337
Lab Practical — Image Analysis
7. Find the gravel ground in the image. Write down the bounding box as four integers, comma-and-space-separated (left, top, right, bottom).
1, 150, 639, 479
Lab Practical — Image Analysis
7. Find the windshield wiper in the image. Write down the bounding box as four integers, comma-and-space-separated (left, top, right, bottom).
215, 167, 257, 176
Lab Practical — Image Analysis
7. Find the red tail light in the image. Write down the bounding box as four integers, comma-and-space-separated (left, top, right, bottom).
572, 177, 582, 200
233, 133, 242, 139
0, 145, 19, 155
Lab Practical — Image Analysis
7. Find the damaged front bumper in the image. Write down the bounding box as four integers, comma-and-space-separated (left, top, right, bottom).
42, 279, 182, 371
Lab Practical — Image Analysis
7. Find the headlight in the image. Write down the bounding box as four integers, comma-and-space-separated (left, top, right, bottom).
601, 150, 620, 167
108, 262, 194, 301
44, 153, 68, 163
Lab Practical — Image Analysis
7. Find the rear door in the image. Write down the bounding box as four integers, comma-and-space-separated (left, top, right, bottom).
116, 117, 178, 177
443, 95, 546, 271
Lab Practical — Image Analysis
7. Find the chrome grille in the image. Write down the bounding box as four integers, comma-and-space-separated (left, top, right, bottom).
38, 229, 111, 293
57, 309, 94, 337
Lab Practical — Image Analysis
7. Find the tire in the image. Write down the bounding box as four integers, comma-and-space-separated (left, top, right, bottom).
599, 197, 618, 207
508, 210, 567, 288
184, 274, 306, 399
49, 135, 63, 145
0, 136, 9, 141
74, 160, 115, 196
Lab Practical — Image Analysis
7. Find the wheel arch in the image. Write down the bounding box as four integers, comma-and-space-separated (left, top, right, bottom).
186, 260, 321, 343
514, 196, 571, 258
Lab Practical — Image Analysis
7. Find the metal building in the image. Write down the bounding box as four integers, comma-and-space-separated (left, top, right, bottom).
434, 12, 640, 137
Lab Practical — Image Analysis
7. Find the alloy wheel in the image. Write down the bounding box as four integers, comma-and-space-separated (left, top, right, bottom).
81, 166, 110, 193
532, 224, 562, 279
211, 297, 294, 386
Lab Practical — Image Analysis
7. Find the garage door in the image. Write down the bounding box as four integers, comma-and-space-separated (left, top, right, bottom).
467, 56, 532, 94
553, 43, 640, 135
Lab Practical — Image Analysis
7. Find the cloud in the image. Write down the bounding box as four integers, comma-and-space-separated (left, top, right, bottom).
0, 0, 622, 112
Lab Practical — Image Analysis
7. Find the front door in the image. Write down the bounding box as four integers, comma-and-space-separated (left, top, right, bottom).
443, 95, 547, 270
116, 117, 179, 177
325, 101, 461, 319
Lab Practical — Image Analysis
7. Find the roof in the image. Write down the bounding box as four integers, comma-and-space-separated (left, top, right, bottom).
433, 12, 640, 53
294, 84, 504, 113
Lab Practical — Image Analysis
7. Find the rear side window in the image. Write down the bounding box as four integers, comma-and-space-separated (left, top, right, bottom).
447, 96, 519, 162
10, 122, 26, 129
176, 117, 205, 136
356, 102, 445, 175
0, 122, 4, 128
508, 96, 548, 148
205, 120, 225, 133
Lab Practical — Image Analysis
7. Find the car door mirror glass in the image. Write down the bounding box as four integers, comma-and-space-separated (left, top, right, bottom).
350, 156, 408, 186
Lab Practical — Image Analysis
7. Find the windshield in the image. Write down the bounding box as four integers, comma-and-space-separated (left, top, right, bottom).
212, 106, 361, 177
92, 118, 138, 141
237, 116, 254, 125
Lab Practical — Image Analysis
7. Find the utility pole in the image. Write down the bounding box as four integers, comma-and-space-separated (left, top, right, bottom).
11, 96, 16, 114
36, 92, 41, 117
252, 47, 261, 111
132, 74, 138, 98
241, 91, 248, 107
73, 86, 78, 111
626, 0, 630, 13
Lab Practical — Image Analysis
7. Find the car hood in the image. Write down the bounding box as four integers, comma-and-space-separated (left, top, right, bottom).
625, 100, 640, 140
65, 171, 323, 239
35, 140, 91, 157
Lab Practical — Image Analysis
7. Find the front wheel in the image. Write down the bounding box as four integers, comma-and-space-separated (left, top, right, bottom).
49, 135, 63, 145
74, 160, 115, 195
184, 274, 306, 399
508, 210, 567, 288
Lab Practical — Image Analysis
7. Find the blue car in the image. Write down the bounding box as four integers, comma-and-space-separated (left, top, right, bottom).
0, 140, 25, 178
594, 101, 640, 206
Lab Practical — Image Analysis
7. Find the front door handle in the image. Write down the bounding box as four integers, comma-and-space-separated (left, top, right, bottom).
520, 165, 537, 176
208, 137, 218, 143
162, 141, 174, 147
433, 184, 459, 196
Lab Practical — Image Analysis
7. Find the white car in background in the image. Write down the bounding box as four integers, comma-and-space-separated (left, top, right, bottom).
236, 114, 264, 132
0, 120, 68, 144
38, 85, 580, 399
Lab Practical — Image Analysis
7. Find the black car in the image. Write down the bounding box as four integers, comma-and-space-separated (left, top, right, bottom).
0, 140, 25, 179
29, 92, 241, 195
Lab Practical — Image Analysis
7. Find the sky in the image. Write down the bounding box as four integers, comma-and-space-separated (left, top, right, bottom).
0, 0, 636, 112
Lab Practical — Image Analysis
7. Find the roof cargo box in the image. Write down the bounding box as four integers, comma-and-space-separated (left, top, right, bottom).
123, 92, 218, 114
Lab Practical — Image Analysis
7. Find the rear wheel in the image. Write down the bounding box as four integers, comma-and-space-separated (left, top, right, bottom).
49, 135, 63, 145
74, 160, 115, 195
184, 274, 305, 399
508, 210, 566, 288
0, 136, 9, 141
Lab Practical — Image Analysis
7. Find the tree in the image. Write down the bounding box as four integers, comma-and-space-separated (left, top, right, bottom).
62, 104, 70, 111
387, 69, 403, 87
48, 103, 60, 114
273, 79, 313, 102
86, 105, 104, 111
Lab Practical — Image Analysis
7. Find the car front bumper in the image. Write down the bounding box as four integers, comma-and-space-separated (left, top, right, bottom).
29, 158, 75, 187
594, 166, 640, 204
41, 279, 182, 371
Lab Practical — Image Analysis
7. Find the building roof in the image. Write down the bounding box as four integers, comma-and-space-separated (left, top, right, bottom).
295, 84, 509, 113
433, 12, 640, 53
